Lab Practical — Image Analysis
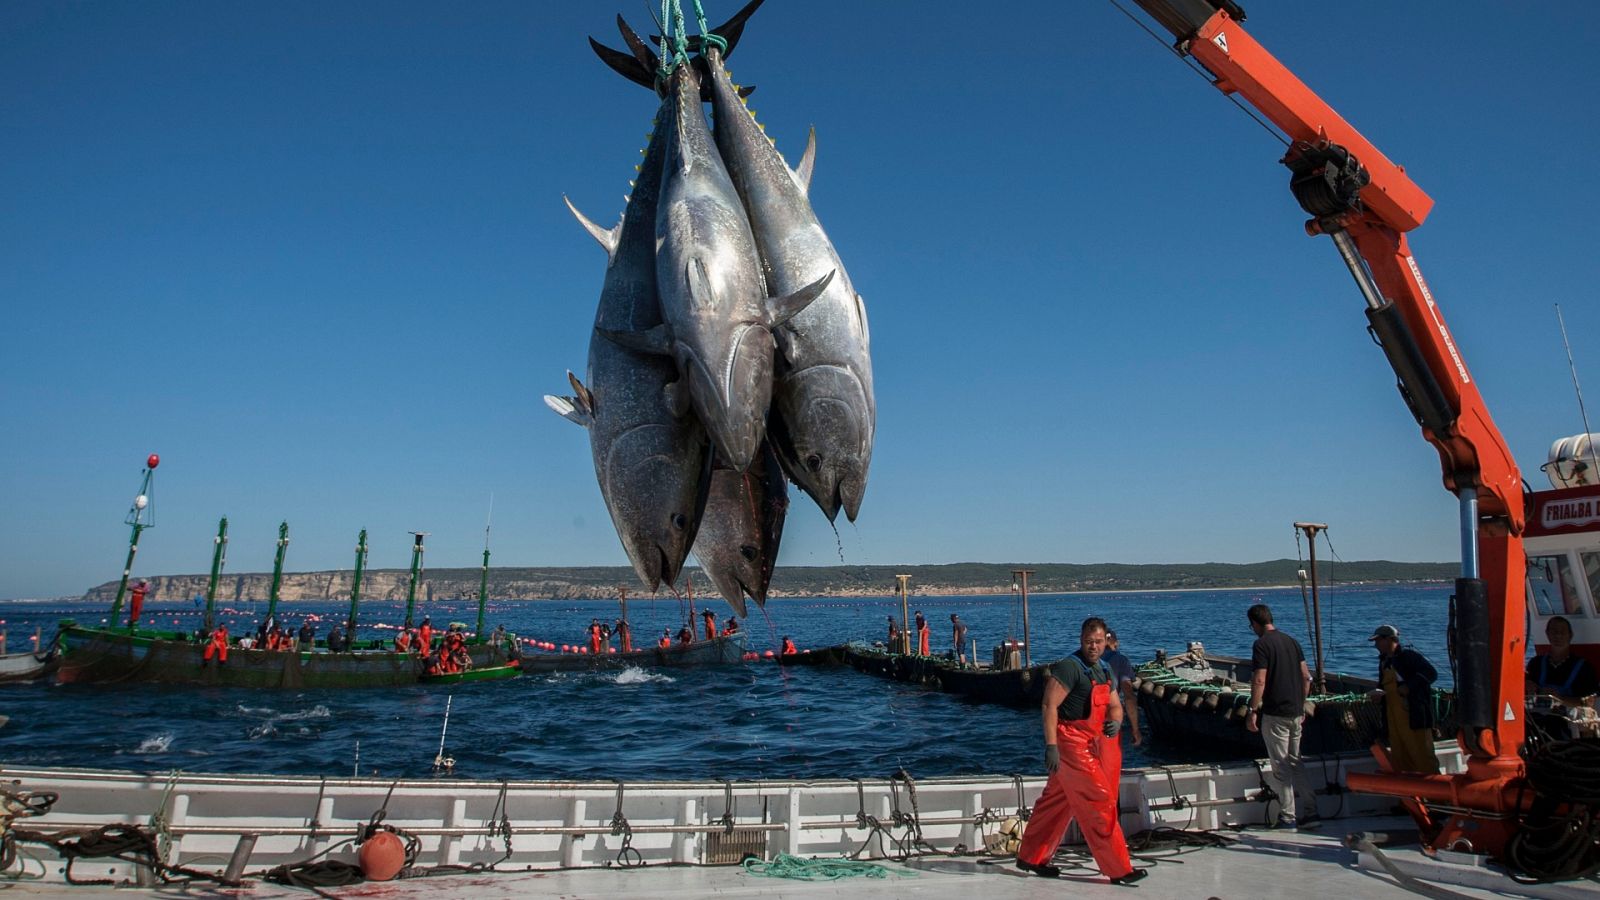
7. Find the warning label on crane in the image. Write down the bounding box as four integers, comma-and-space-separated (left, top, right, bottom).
1504, 702, 1516, 722
1213, 32, 1229, 53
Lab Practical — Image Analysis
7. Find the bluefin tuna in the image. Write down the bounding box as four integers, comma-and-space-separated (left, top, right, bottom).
545, 112, 710, 591
692, 440, 788, 616
606, 59, 832, 473
703, 46, 875, 522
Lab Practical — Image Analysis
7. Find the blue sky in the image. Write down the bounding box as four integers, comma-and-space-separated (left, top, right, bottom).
3, 2, 1598, 599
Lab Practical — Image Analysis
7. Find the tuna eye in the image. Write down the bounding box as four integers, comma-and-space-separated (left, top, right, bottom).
739, 545, 758, 562
671, 513, 689, 530
805, 454, 823, 473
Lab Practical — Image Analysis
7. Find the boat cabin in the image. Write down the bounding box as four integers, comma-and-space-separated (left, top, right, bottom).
1524, 432, 1600, 670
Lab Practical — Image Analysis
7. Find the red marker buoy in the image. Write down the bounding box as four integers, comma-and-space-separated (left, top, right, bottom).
147, 453, 160, 470
357, 830, 406, 881
763, 650, 775, 658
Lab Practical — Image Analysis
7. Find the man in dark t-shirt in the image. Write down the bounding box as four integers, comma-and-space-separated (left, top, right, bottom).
1246, 604, 1317, 828
1527, 616, 1599, 706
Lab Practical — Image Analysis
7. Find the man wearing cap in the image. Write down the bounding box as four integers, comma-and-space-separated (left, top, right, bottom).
1367, 624, 1440, 775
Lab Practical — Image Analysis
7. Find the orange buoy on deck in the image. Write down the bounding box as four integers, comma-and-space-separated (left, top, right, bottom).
358, 830, 406, 881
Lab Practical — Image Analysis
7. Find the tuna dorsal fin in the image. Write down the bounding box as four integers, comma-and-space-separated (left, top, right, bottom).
562, 195, 619, 259
543, 393, 591, 427
589, 36, 655, 91
794, 127, 816, 195
597, 323, 674, 356
767, 269, 835, 326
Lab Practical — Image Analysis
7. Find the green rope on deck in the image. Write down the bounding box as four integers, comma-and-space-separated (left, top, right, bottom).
742, 853, 900, 881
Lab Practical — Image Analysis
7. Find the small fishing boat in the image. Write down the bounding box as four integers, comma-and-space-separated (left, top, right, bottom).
0, 628, 61, 684
421, 660, 521, 684
769, 644, 849, 666
516, 633, 746, 673
1132, 644, 1456, 758
839, 571, 1048, 708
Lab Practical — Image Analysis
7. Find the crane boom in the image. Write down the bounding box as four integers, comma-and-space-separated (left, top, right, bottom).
1129, 0, 1529, 861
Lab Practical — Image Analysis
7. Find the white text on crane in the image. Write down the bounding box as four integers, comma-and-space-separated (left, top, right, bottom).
1406, 256, 1470, 385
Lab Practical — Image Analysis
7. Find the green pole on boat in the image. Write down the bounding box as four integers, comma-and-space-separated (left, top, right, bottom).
203, 517, 229, 633
476, 498, 493, 639
404, 531, 428, 626
348, 529, 368, 634
264, 521, 289, 627
108, 454, 159, 626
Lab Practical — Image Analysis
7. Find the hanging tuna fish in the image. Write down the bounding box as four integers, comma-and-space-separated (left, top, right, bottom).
558, 0, 874, 613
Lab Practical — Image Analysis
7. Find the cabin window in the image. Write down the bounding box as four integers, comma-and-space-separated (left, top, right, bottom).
1583, 552, 1600, 615
1527, 554, 1586, 617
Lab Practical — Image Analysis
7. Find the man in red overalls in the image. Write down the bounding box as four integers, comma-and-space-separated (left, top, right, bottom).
128, 579, 148, 627
915, 611, 930, 656
202, 624, 229, 666
702, 608, 717, 642
588, 620, 603, 655
417, 618, 434, 656
1015, 616, 1146, 885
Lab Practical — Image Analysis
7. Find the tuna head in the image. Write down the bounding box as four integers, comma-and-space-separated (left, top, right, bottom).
602, 423, 711, 591
693, 440, 788, 617
770, 364, 872, 522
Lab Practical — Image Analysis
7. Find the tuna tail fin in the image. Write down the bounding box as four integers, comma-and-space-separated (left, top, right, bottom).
597, 322, 674, 356
567, 371, 596, 414
562, 195, 620, 259
767, 269, 835, 327
589, 35, 656, 92
794, 126, 816, 195
543, 393, 591, 427
648, 0, 766, 60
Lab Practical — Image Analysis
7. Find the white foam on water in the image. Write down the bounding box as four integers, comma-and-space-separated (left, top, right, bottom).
132, 733, 173, 754
236, 704, 275, 717
276, 705, 331, 722
248, 723, 278, 740
613, 667, 673, 685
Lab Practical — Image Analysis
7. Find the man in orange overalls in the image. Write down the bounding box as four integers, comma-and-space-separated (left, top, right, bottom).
915, 611, 930, 656
128, 579, 148, 627
658, 628, 672, 649
417, 618, 434, 656
202, 624, 230, 666
1014, 616, 1145, 885
588, 620, 603, 655
781, 636, 798, 655
702, 608, 717, 641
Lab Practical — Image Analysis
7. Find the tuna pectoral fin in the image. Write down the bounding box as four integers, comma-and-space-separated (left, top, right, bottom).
562, 196, 619, 259
767, 270, 835, 326
794, 126, 816, 195
566, 371, 596, 415
596, 323, 674, 356
543, 394, 591, 427
663, 379, 692, 417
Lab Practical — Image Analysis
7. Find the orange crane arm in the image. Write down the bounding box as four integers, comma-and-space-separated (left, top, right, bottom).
1128, 0, 1528, 859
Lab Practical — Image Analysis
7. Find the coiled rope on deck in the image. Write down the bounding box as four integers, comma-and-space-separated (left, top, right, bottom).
742, 852, 898, 881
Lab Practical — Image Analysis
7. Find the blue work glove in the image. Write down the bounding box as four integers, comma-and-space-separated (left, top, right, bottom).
1103, 719, 1122, 738
1045, 745, 1060, 774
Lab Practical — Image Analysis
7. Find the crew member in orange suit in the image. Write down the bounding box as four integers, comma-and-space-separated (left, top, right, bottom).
616, 619, 632, 653
915, 611, 930, 656
588, 619, 603, 655
659, 628, 672, 648
202, 624, 230, 666
781, 636, 798, 655
702, 608, 717, 641
722, 618, 740, 637
417, 617, 434, 655
395, 629, 412, 653
1014, 617, 1145, 885
128, 579, 149, 627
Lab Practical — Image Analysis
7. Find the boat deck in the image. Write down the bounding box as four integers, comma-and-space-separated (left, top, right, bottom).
18, 815, 1590, 898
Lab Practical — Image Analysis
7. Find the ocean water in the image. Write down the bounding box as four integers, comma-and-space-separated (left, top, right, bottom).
0, 583, 1453, 781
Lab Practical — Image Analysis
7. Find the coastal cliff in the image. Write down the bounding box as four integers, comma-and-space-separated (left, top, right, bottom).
81, 560, 1456, 603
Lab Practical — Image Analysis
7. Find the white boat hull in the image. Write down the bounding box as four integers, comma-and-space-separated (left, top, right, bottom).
0, 747, 1463, 885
